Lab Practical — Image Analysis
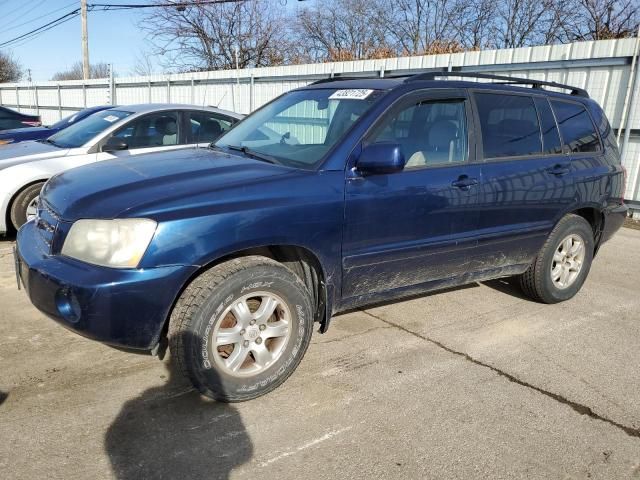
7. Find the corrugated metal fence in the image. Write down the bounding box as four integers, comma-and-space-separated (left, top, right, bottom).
1, 38, 640, 203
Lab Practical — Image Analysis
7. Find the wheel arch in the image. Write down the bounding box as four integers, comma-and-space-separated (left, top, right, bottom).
567, 205, 605, 256
4, 178, 48, 233
157, 243, 331, 356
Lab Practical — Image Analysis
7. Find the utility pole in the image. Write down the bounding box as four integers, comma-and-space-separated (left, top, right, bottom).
81, 0, 90, 80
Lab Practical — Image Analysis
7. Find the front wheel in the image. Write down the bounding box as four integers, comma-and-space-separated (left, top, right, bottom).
10, 182, 45, 231
169, 256, 314, 402
519, 214, 594, 304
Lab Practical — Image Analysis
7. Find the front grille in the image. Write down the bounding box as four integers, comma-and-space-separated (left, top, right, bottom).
35, 199, 60, 252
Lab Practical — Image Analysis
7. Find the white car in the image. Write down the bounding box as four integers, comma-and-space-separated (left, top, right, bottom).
0, 104, 242, 233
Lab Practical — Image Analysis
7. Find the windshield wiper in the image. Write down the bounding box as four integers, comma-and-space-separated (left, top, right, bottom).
226, 145, 278, 164
37, 138, 61, 147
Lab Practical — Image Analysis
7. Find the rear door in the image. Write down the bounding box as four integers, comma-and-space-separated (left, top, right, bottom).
472, 91, 575, 267
342, 89, 482, 300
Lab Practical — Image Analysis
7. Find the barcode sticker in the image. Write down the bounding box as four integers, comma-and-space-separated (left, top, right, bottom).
328, 89, 374, 100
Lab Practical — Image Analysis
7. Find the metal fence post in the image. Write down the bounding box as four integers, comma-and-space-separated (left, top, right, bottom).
250, 74, 254, 112
16, 85, 19, 110
108, 64, 115, 105
191, 77, 195, 104
34, 85, 39, 116
82, 83, 87, 108
148, 80, 152, 103
166, 78, 171, 103
57, 84, 62, 119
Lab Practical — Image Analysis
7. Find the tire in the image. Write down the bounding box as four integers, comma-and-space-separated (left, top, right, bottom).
168, 255, 314, 402
519, 214, 594, 304
10, 182, 44, 231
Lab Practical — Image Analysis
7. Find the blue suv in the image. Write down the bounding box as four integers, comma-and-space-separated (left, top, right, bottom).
15, 73, 627, 401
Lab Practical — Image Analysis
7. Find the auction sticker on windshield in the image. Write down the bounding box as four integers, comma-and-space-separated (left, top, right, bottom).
328, 89, 374, 100
103, 115, 120, 123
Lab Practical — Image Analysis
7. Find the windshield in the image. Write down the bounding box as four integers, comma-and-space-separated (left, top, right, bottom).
47, 110, 132, 148
49, 111, 85, 130
215, 88, 385, 169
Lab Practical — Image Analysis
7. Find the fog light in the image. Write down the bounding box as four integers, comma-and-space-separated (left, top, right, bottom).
55, 287, 82, 323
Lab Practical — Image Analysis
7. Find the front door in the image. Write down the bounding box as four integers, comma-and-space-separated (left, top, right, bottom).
95, 111, 187, 162
342, 89, 482, 300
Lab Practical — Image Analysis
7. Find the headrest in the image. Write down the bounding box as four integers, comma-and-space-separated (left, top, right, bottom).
200, 119, 222, 136
428, 120, 459, 150
156, 117, 177, 135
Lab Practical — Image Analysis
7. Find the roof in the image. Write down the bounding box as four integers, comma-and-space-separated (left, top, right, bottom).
106, 103, 243, 118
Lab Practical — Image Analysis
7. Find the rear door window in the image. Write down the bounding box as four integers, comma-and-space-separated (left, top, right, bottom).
187, 111, 234, 144
475, 93, 542, 159
550, 100, 601, 153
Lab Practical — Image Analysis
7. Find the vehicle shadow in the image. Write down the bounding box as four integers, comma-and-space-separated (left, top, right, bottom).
0, 390, 8, 406
482, 277, 530, 301
0, 233, 16, 243
104, 333, 253, 480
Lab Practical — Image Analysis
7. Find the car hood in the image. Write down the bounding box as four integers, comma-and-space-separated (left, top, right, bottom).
43, 148, 296, 221
0, 126, 49, 138
0, 140, 69, 169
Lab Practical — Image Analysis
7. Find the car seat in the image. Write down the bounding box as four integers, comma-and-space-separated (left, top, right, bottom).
405, 119, 460, 167
153, 117, 178, 146
198, 119, 223, 142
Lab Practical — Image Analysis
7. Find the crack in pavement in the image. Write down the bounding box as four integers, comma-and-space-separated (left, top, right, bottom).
361, 309, 640, 440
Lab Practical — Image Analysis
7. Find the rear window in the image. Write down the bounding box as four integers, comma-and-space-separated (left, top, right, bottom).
475, 93, 542, 158
550, 100, 600, 153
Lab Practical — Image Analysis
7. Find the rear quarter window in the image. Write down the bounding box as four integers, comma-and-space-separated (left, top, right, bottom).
550, 100, 601, 153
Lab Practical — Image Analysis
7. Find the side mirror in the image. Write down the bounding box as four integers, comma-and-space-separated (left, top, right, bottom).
356, 143, 405, 175
103, 137, 128, 152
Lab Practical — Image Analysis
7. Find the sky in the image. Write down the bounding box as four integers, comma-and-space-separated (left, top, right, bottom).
0, 0, 163, 80
0, 0, 309, 82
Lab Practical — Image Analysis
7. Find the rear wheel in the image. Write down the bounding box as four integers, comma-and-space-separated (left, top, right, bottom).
169, 256, 314, 402
519, 214, 594, 303
10, 182, 44, 230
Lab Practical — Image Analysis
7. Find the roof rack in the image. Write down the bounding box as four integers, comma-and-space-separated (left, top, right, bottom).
406, 71, 589, 97
310, 76, 379, 85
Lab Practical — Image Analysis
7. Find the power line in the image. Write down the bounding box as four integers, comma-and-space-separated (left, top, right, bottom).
0, 1, 251, 49
0, 9, 81, 49
1, 1, 78, 36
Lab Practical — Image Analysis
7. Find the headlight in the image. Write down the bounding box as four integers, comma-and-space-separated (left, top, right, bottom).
61, 219, 157, 268
0, 139, 14, 145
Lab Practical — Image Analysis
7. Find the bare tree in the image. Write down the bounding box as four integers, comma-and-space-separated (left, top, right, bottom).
491, 0, 559, 48
0, 51, 22, 83
384, 0, 465, 55
294, 0, 395, 62
51, 62, 110, 81
132, 50, 158, 76
140, 0, 288, 71
557, 0, 640, 40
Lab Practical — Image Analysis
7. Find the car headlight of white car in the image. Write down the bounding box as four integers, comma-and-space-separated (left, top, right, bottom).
61, 218, 157, 268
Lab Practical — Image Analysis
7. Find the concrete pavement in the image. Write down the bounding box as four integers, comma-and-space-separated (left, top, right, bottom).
1, 228, 639, 479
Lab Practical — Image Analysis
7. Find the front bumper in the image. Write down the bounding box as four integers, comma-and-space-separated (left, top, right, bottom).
16, 222, 198, 351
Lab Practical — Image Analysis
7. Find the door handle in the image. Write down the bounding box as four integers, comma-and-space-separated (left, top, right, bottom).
451, 175, 478, 190
546, 164, 571, 176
